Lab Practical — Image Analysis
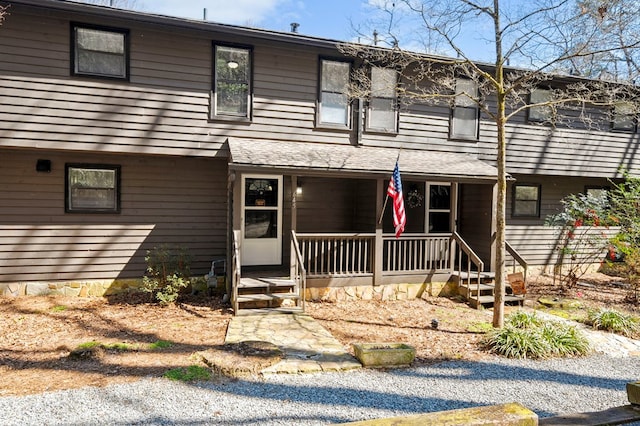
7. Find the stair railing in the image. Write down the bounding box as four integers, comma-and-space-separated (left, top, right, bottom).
505, 241, 528, 281
450, 231, 484, 299
290, 230, 307, 311
231, 230, 241, 314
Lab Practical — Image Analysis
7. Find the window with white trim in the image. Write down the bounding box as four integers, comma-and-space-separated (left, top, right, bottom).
318, 59, 351, 127
427, 183, 451, 233
66, 164, 120, 213
72, 24, 128, 79
513, 184, 540, 217
366, 67, 397, 132
450, 78, 478, 140
213, 44, 252, 119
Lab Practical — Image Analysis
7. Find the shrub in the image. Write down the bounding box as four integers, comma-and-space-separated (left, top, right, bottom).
484, 312, 590, 359
142, 245, 192, 305
587, 308, 639, 337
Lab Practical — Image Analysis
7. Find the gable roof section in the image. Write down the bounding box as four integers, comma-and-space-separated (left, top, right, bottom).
227, 138, 500, 183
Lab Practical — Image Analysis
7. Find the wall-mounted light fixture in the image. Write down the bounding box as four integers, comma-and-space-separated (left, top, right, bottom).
36, 159, 51, 173
296, 184, 303, 195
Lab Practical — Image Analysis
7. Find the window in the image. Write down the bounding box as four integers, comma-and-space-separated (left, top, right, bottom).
585, 186, 610, 200
450, 78, 478, 140
318, 59, 351, 127
213, 44, 252, 119
427, 183, 451, 233
513, 184, 540, 217
366, 67, 397, 132
528, 88, 552, 122
72, 24, 128, 79
66, 164, 120, 213
611, 101, 636, 132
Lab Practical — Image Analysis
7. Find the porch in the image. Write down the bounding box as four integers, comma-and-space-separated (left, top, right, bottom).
230, 229, 527, 314
226, 138, 522, 314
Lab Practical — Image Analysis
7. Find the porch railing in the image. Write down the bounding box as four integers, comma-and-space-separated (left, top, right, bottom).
295, 232, 456, 277
290, 231, 307, 310
295, 233, 375, 276
231, 230, 241, 313
450, 231, 484, 289
383, 233, 451, 273
506, 241, 528, 280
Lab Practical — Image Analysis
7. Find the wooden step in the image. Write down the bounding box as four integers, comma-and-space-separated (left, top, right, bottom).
238, 277, 296, 289
237, 293, 300, 303
459, 283, 496, 292
468, 294, 525, 308
456, 271, 495, 280
235, 307, 304, 316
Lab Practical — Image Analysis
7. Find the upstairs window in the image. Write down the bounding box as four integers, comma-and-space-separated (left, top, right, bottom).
611, 101, 636, 132
213, 44, 252, 119
366, 67, 398, 133
66, 164, 120, 213
72, 24, 128, 79
513, 184, 541, 218
528, 88, 552, 122
318, 59, 351, 128
450, 78, 478, 140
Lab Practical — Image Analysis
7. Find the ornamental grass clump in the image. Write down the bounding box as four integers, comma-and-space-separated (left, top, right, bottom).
587, 308, 639, 337
484, 312, 590, 359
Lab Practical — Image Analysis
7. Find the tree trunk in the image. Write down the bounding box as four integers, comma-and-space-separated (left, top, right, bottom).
493, 89, 507, 329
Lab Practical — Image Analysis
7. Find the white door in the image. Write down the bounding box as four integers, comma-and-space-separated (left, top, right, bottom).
241, 175, 283, 266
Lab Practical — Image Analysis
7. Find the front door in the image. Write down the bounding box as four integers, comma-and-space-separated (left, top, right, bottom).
241, 175, 283, 266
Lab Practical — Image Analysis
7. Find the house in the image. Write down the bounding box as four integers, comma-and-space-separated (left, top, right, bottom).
1, 0, 637, 313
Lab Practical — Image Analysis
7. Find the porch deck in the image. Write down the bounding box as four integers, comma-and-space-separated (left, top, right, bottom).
231, 231, 528, 315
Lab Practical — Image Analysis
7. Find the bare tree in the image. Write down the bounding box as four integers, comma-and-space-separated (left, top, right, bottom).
342, 0, 640, 327
0, 4, 9, 26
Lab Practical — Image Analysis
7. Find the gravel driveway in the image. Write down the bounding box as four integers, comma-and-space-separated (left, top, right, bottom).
1, 354, 639, 425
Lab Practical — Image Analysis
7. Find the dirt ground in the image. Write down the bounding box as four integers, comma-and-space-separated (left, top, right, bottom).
1, 273, 638, 397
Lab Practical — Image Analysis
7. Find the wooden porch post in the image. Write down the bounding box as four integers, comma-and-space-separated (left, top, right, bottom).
290, 175, 298, 278
227, 171, 242, 297
490, 182, 498, 272
374, 178, 384, 286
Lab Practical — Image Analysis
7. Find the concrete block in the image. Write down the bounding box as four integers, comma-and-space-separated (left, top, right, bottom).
628, 381, 640, 405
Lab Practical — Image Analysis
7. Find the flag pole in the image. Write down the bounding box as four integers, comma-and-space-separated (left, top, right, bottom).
378, 194, 389, 224
378, 150, 402, 225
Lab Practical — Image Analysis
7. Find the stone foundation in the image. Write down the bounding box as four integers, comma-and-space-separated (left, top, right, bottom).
0, 279, 144, 297
304, 281, 457, 302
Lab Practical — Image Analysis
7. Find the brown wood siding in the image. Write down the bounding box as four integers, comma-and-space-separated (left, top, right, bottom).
505, 175, 614, 266
4, 4, 640, 178
478, 119, 640, 178
0, 149, 227, 282
458, 183, 494, 268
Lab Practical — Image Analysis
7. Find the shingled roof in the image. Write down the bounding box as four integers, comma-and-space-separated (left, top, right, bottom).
227, 138, 500, 183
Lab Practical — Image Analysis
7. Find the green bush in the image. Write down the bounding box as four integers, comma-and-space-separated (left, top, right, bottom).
142, 245, 192, 305
587, 308, 639, 337
484, 312, 590, 359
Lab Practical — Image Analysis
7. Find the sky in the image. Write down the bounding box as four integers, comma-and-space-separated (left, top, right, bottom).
136, 0, 374, 42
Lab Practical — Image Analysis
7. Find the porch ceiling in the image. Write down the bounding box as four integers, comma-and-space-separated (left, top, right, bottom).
227, 138, 501, 182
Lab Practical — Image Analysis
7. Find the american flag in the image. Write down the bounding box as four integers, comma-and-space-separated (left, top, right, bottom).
387, 161, 406, 238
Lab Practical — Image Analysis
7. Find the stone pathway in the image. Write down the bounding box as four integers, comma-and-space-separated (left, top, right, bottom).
534, 310, 640, 357
225, 313, 362, 374
225, 310, 640, 377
